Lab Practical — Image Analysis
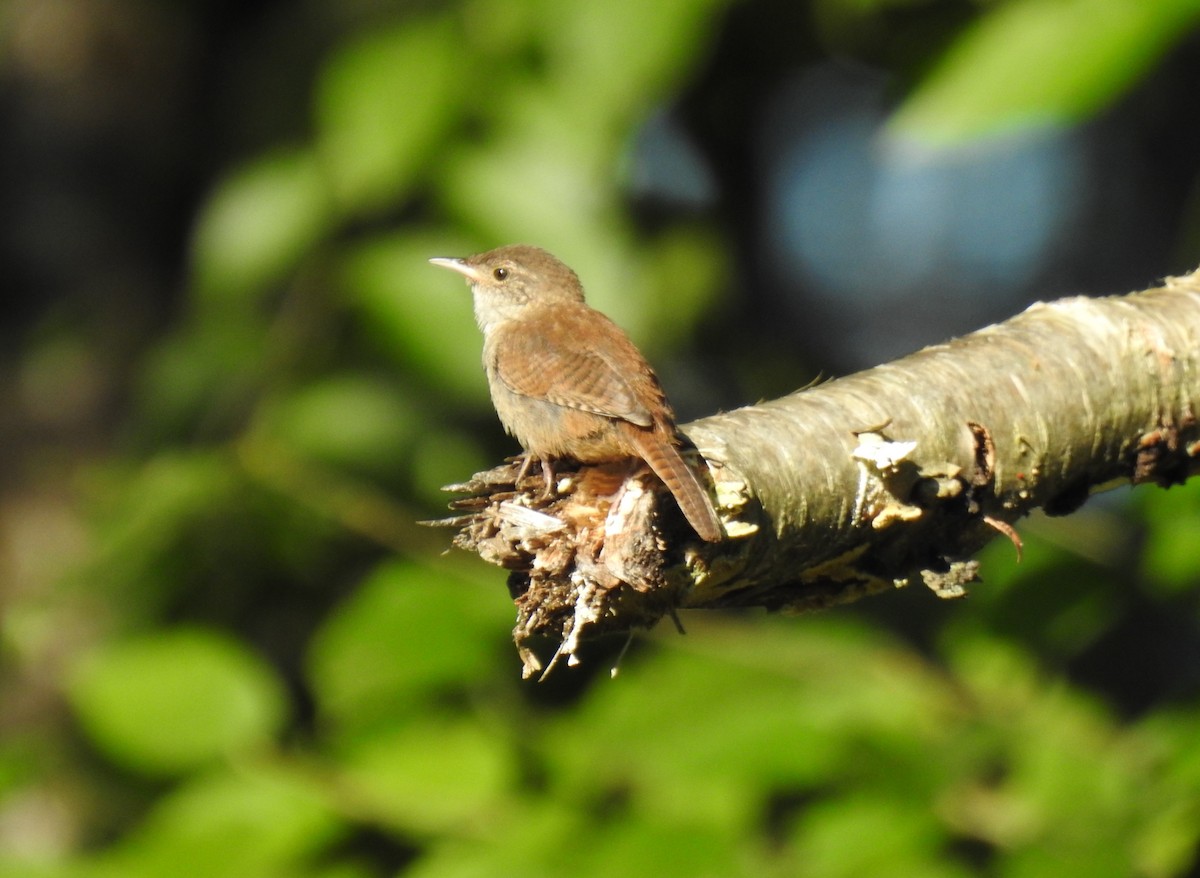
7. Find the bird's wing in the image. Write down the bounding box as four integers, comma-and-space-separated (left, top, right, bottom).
488, 308, 658, 428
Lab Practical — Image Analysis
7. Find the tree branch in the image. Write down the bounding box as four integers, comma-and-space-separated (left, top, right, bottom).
430, 270, 1200, 677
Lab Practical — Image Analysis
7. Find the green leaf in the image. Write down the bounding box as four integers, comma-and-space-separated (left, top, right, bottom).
401, 803, 584, 878
340, 231, 487, 403
787, 795, 969, 878
1131, 709, 1200, 874
256, 374, 420, 474
438, 97, 616, 267
940, 634, 1158, 875
543, 0, 730, 120
316, 17, 460, 215
69, 628, 287, 775
307, 561, 509, 732
338, 718, 514, 834
546, 618, 959, 827
0, 858, 78, 878
890, 0, 1200, 145
191, 148, 331, 304
91, 765, 341, 878
640, 227, 726, 349
1139, 478, 1200, 595
570, 820, 749, 878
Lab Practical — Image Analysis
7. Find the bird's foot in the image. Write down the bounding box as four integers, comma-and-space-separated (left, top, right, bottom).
513, 453, 559, 500
513, 453, 536, 485
540, 458, 557, 499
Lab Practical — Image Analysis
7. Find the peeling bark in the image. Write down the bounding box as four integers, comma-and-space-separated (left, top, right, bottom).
427, 271, 1200, 677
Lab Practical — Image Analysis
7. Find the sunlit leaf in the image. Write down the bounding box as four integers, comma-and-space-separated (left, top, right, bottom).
543, 0, 729, 119
340, 231, 487, 402
191, 149, 330, 304
1131, 708, 1200, 875
570, 820, 749, 878
1138, 478, 1200, 595
338, 718, 513, 834
890, 0, 1200, 144
91, 765, 340, 878
545, 618, 960, 826
69, 628, 287, 775
438, 102, 609, 265
316, 17, 460, 214
256, 373, 420, 474
440, 135, 699, 343
640, 227, 726, 349
787, 794, 969, 878
307, 561, 509, 732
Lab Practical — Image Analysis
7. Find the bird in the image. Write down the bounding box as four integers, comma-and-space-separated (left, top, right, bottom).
429, 244, 723, 542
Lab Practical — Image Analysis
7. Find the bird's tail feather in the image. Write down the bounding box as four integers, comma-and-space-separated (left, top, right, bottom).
630, 430, 723, 542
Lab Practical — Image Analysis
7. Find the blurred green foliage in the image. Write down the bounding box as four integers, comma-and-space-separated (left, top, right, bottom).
68, 627, 287, 776
3, 1, 1200, 877
890, 0, 1200, 143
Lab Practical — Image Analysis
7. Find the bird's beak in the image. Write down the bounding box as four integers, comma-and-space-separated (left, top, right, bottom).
428, 256, 485, 284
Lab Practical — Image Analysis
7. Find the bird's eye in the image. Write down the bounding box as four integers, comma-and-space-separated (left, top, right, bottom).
493, 267, 509, 281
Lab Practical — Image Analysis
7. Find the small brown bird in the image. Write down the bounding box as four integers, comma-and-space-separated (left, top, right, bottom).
430, 244, 722, 542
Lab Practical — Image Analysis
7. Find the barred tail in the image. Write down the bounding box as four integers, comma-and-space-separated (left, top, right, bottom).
630, 430, 723, 542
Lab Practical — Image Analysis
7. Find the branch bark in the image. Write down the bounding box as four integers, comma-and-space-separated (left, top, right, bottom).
431, 270, 1200, 678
